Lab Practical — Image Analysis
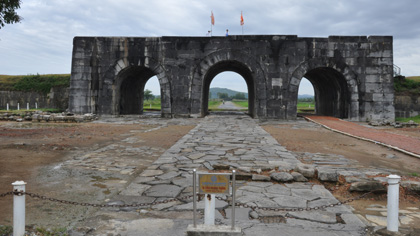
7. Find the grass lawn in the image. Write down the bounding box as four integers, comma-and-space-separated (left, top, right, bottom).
231, 100, 248, 108
208, 100, 222, 110
395, 115, 420, 123
297, 102, 315, 113
406, 76, 420, 82
143, 100, 161, 110
0, 108, 62, 114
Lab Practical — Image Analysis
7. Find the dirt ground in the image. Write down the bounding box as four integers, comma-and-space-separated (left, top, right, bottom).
0, 117, 419, 230
261, 120, 420, 175
0, 120, 195, 227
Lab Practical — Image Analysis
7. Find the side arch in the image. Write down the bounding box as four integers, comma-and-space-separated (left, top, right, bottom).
288, 58, 359, 120
109, 57, 172, 117
189, 49, 268, 118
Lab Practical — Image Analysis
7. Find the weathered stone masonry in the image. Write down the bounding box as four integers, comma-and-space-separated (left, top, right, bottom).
69, 35, 394, 121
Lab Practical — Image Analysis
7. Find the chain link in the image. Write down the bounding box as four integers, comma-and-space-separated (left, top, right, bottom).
216, 189, 379, 212
7, 190, 194, 208
0, 188, 392, 211
0, 191, 14, 198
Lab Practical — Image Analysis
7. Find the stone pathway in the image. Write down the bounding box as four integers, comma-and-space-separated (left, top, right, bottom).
75, 115, 368, 236
217, 101, 242, 110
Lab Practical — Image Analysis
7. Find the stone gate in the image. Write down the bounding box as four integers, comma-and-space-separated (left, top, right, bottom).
69, 35, 394, 121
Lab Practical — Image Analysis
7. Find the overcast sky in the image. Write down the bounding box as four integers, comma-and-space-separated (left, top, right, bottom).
1, 0, 419, 95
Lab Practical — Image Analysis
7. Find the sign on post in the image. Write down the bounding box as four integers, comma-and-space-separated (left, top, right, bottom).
199, 173, 230, 194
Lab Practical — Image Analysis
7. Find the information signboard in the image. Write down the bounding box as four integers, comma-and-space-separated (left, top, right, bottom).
199, 173, 230, 194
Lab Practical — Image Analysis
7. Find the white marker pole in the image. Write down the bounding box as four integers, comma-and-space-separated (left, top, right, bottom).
17, 103, 20, 111
387, 174, 401, 232
35, 102, 38, 109
12, 181, 26, 236
27, 103, 29, 110
204, 194, 215, 225
7, 103, 9, 111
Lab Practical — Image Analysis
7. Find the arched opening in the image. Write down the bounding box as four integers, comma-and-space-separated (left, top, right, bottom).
143, 76, 161, 113
116, 66, 157, 115
209, 72, 248, 113
297, 78, 315, 114
302, 67, 350, 118
201, 61, 255, 117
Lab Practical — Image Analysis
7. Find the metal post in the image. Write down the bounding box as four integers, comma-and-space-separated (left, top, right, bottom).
12, 181, 26, 236
193, 169, 197, 228
387, 174, 401, 232
204, 194, 215, 225
231, 170, 236, 230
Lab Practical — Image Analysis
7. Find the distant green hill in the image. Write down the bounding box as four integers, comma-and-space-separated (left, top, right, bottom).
209, 87, 248, 99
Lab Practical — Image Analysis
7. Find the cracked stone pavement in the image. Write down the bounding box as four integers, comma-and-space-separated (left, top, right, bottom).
71, 115, 369, 236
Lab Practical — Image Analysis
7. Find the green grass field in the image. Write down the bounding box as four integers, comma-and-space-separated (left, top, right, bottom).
395, 115, 420, 123
406, 76, 420, 82
231, 100, 248, 108
143, 99, 162, 110
0, 108, 62, 114
208, 100, 222, 110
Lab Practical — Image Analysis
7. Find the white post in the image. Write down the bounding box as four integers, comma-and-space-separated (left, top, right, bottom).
35, 102, 38, 109
26, 103, 29, 110
12, 181, 26, 236
17, 103, 20, 111
387, 174, 401, 232
7, 103, 9, 111
193, 169, 197, 228
204, 194, 215, 225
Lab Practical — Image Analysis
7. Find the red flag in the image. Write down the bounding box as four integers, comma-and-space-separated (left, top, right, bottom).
211, 11, 215, 25
240, 11, 244, 26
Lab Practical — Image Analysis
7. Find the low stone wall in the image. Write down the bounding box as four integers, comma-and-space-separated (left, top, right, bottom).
0, 111, 97, 122
0, 87, 69, 111
395, 94, 420, 118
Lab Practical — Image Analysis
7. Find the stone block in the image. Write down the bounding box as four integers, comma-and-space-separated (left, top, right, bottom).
317, 169, 338, 182
270, 172, 294, 182
295, 164, 315, 178
349, 181, 387, 192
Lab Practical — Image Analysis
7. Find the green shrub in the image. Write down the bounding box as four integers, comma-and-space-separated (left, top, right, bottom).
394, 76, 420, 94
0, 225, 13, 236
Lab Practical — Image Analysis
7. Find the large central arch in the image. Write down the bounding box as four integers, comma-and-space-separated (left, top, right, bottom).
201, 60, 256, 117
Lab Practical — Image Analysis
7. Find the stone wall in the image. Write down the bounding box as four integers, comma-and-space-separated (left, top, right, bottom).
395, 94, 420, 118
69, 35, 395, 121
0, 87, 69, 111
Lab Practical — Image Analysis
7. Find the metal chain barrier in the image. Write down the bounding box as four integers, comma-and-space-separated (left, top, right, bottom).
1, 187, 415, 211
216, 189, 380, 212
3, 190, 194, 208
